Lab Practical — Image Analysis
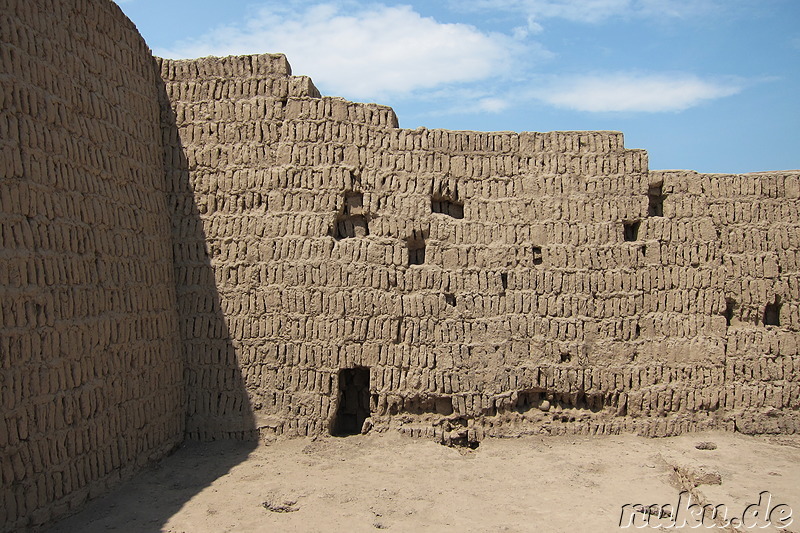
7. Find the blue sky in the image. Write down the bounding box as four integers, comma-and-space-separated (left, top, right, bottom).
116, 0, 798, 174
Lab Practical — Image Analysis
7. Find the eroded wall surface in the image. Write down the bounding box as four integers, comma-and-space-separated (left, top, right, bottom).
160, 55, 800, 445
2, 0, 799, 526
1, 0, 183, 529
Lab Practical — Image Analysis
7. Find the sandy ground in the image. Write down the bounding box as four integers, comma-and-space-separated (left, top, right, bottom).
48, 431, 800, 532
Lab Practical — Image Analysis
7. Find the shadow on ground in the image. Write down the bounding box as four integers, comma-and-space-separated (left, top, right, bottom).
46, 441, 256, 533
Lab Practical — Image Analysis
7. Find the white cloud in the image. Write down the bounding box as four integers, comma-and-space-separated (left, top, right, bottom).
531, 73, 741, 112
157, 3, 522, 101
633, 0, 722, 18
154, 1, 749, 118
476, 97, 512, 112
456, 0, 722, 24
513, 0, 631, 24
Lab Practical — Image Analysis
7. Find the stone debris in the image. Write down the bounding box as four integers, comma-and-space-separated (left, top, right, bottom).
684, 465, 723, 486
262, 497, 299, 513
695, 441, 718, 450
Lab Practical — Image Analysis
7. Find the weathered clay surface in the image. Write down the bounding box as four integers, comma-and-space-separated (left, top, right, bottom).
159, 54, 800, 446
0, 0, 184, 529
2, 0, 799, 530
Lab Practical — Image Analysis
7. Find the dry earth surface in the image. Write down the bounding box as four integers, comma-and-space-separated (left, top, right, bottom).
48, 431, 800, 532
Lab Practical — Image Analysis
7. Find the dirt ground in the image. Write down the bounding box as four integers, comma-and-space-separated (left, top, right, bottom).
48, 431, 800, 532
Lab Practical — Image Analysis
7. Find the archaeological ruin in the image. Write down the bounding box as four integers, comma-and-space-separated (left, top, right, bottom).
2, 0, 799, 529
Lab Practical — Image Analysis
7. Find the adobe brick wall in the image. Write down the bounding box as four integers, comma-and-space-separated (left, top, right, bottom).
2, 0, 799, 529
159, 55, 800, 446
1, 0, 183, 529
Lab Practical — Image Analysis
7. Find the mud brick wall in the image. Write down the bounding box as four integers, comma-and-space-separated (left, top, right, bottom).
650, 170, 800, 434
1, 0, 183, 529
160, 54, 800, 446
2, 0, 800, 526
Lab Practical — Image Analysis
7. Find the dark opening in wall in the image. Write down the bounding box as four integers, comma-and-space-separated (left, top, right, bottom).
764, 296, 782, 326
431, 182, 464, 219
431, 196, 464, 219
623, 220, 640, 242
332, 367, 370, 436
512, 389, 545, 411
344, 191, 363, 214
532, 246, 543, 265
559, 352, 571, 363
394, 316, 404, 343
332, 192, 369, 240
724, 298, 736, 327
334, 215, 369, 239
407, 234, 426, 266
500, 272, 508, 290
436, 397, 454, 415
444, 293, 456, 306
446, 418, 480, 449
648, 183, 665, 217
397, 395, 454, 416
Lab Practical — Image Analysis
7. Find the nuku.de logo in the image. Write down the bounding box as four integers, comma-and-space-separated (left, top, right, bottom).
619, 491, 793, 529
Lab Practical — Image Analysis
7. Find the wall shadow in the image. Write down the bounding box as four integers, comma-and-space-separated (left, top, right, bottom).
45, 62, 259, 533
154, 58, 259, 521
156, 74, 258, 442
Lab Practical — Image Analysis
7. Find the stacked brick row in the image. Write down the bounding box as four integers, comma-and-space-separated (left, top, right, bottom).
160, 53, 800, 446
1, 0, 184, 529
9, 0, 796, 529
650, 170, 800, 434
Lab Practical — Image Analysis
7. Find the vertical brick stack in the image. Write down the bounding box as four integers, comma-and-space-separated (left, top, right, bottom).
651, 170, 800, 434
160, 54, 799, 446
1, 0, 183, 529
157, 55, 307, 441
